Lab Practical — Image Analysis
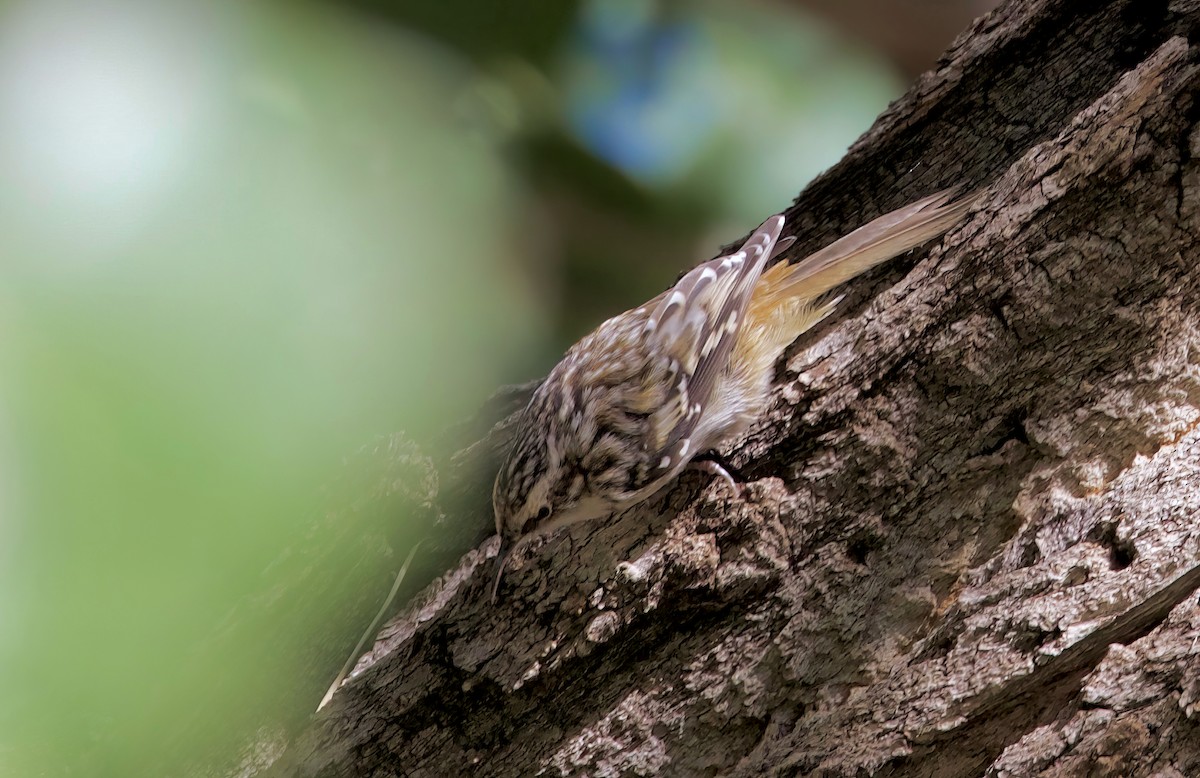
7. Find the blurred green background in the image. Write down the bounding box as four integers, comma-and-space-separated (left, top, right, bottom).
0, 0, 991, 774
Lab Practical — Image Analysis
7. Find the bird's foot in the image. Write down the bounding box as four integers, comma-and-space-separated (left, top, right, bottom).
687, 457, 744, 498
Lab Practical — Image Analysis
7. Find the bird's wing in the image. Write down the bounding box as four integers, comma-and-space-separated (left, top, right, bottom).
639, 214, 785, 474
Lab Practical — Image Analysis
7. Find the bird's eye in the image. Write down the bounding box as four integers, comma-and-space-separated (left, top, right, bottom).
535, 506, 551, 522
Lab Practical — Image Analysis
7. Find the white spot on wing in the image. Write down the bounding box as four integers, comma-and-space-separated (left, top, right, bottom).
678, 439, 690, 458
659, 456, 672, 469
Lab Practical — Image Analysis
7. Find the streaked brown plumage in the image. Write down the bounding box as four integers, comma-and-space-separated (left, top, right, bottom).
491, 189, 976, 599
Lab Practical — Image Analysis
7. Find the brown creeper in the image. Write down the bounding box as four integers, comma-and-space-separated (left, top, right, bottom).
491, 189, 975, 599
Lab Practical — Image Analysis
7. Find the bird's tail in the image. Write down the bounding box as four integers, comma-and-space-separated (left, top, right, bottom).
754, 188, 977, 308
740, 188, 977, 365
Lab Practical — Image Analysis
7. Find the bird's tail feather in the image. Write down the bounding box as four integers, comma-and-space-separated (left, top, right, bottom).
757, 188, 977, 305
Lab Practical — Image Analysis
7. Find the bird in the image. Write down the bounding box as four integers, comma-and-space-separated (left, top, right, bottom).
490, 188, 976, 600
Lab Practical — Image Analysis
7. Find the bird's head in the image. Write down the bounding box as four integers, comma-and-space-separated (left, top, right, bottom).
489, 403, 613, 600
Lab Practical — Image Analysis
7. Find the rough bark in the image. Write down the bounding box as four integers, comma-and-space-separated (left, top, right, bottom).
261, 0, 1200, 775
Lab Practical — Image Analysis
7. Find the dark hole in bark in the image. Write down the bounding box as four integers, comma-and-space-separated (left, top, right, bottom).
1088, 520, 1138, 571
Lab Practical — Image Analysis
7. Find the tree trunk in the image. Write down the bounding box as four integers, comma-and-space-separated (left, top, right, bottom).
266, 1, 1200, 775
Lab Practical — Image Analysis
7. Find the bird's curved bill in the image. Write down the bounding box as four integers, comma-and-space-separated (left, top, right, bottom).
490, 537, 512, 603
